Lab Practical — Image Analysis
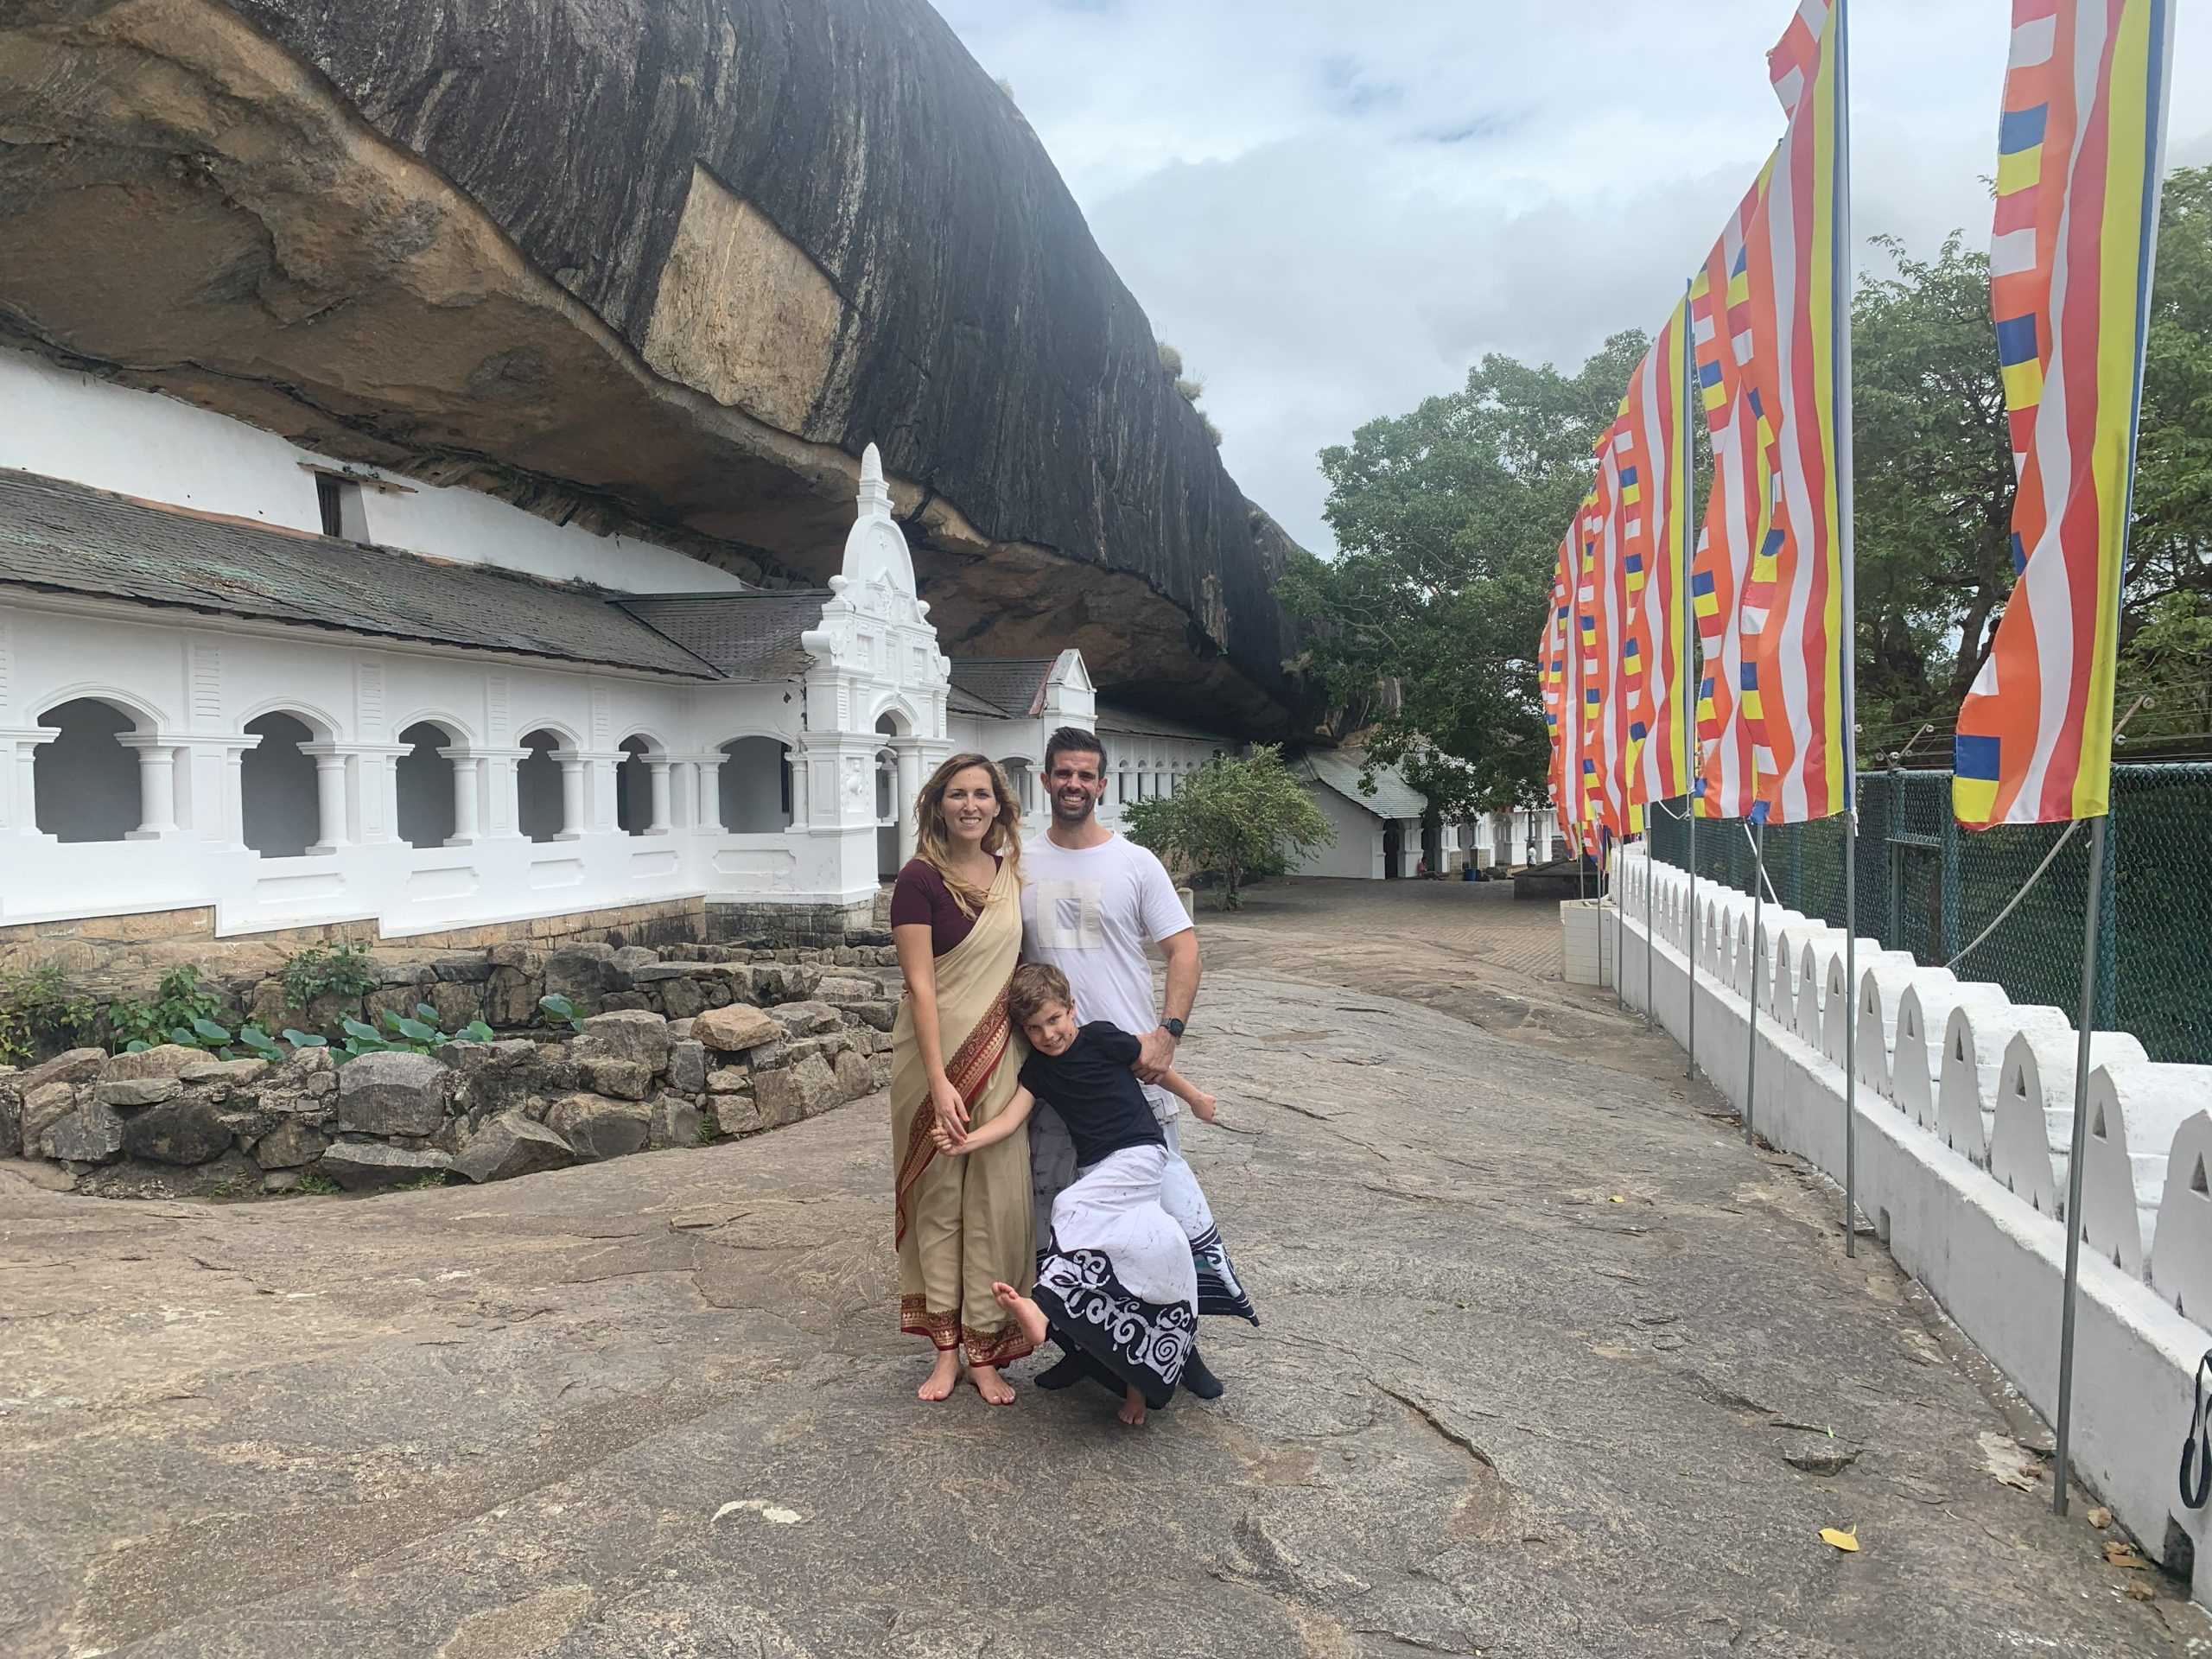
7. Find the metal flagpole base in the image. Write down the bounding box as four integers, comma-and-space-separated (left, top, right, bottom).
2053, 813, 2110, 1517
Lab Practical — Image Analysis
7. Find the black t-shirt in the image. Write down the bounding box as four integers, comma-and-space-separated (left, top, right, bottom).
1017, 1022, 1166, 1169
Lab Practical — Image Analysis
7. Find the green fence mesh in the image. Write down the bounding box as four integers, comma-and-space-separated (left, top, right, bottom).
1645, 764, 2212, 1065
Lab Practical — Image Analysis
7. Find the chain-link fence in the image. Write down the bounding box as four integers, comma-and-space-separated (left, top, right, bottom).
1645, 763, 2212, 1065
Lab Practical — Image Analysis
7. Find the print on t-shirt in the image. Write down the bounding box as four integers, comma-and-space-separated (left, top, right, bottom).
1033, 879, 1105, 951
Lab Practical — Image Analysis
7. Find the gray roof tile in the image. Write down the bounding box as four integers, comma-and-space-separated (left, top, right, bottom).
948, 658, 1056, 717
613, 592, 830, 683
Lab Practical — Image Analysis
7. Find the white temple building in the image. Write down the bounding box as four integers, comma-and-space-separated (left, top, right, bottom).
0, 348, 1458, 952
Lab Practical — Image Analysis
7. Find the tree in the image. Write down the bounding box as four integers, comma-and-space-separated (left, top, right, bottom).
1278, 333, 1652, 810
1122, 747, 1332, 910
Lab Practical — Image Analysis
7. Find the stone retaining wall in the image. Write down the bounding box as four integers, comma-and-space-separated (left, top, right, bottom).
0, 943, 906, 1199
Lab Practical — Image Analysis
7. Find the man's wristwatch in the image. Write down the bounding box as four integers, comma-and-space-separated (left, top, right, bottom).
1161, 1018, 1186, 1040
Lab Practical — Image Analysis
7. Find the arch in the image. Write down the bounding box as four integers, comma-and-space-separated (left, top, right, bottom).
240, 711, 321, 858
616, 734, 656, 836
517, 727, 569, 843
396, 720, 458, 849
717, 736, 794, 833
233, 696, 339, 743
30, 683, 164, 734
33, 696, 143, 842
870, 699, 918, 738
875, 737, 900, 879
995, 755, 1034, 819
507, 716, 582, 750
614, 728, 669, 755
385, 709, 475, 747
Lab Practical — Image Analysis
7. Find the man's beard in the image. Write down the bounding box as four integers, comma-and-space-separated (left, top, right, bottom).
1052, 789, 1096, 825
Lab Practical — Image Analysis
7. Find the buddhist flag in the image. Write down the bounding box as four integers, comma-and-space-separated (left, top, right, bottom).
1689, 177, 1772, 822
1733, 0, 1850, 825
1619, 299, 1694, 829
1541, 532, 1574, 839
1953, 0, 2175, 827
1574, 478, 1623, 841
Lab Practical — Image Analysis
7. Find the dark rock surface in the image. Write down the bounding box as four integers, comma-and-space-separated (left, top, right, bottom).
0, 0, 1311, 730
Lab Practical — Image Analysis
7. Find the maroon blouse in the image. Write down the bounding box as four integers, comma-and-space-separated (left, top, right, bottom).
889, 857, 1000, 957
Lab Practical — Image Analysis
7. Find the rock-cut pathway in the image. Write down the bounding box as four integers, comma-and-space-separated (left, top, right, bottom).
0, 880, 2199, 1657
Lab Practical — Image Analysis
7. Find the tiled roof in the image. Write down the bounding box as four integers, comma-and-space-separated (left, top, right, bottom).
1294, 749, 1428, 821
948, 658, 1057, 716
946, 683, 1011, 719
0, 468, 718, 678
613, 592, 830, 683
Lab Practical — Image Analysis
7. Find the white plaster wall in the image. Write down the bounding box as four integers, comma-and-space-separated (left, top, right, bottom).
0, 594, 880, 936
0, 349, 746, 595
1611, 849, 2212, 1596
1291, 785, 1383, 880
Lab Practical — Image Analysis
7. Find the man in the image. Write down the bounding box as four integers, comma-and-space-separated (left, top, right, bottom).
1018, 725, 1257, 1400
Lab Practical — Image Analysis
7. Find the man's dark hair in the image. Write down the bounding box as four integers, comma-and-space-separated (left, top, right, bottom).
1044, 725, 1107, 773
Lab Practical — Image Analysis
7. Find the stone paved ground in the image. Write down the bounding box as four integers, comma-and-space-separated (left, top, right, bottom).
2, 878, 2202, 1658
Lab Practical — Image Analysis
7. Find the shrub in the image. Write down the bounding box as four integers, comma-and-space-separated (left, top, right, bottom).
331, 1006, 495, 1066
0, 964, 98, 1065
1122, 745, 1333, 910
277, 940, 378, 1008
108, 966, 232, 1056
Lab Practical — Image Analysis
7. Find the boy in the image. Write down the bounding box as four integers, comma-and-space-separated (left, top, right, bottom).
932, 962, 1215, 1425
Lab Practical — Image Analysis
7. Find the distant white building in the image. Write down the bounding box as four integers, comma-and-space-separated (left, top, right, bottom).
1289, 750, 1462, 880
0, 349, 1437, 959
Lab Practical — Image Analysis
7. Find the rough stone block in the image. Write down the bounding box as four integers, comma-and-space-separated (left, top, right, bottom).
317, 1141, 454, 1191
334, 1051, 451, 1137
816, 975, 879, 1005
101, 1044, 207, 1082
576, 1055, 653, 1101
96, 1077, 183, 1109
483, 966, 545, 1028
454, 1111, 576, 1183
767, 1001, 842, 1038
365, 985, 423, 1028
712, 1093, 767, 1135
655, 976, 709, 1021
253, 1116, 330, 1169
648, 1095, 704, 1150
544, 1094, 652, 1161
431, 953, 493, 983
486, 944, 543, 972
852, 1000, 899, 1033
121, 1096, 234, 1165
694, 1003, 780, 1053
22, 1082, 79, 1151
668, 1039, 708, 1094
544, 944, 630, 1009
613, 945, 661, 972
426, 980, 485, 1030
178, 1058, 270, 1091
706, 1065, 753, 1095
666, 1018, 696, 1041
833, 1049, 872, 1102
577, 1009, 671, 1072
753, 1055, 841, 1126
40, 1098, 124, 1163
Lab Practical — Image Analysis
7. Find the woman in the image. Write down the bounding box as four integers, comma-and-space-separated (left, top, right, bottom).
890, 752, 1034, 1403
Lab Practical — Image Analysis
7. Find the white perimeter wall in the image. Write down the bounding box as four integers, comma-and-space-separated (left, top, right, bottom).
1609, 848, 2212, 1597
1293, 785, 1384, 880
0, 350, 746, 595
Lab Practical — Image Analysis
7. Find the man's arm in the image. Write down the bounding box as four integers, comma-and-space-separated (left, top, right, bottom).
1135, 926, 1199, 1082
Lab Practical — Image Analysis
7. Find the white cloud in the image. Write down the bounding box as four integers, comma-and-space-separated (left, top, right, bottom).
932, 0, 2212, 554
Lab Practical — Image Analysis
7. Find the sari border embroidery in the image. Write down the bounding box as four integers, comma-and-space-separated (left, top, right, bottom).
892, 970, 1014, 1249
900, 1294, 960, 1351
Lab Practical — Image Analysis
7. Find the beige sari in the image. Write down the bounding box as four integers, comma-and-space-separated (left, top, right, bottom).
891, 855, 1035, 1367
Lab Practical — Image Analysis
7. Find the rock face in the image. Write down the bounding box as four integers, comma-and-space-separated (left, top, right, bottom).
0, 0, 1311, 731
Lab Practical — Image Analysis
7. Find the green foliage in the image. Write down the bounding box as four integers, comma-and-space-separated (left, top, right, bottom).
329, 1005, 495, 1066
537, 993, 587, 1033
1281, 331, 1651, 809
277, 940, 378, 1009
293, 1173, 341, 1196
0, 963, 98, 1066
1122, 746, 1333, 909
1156, 340, 1185, 378
107, 966, 230, 1056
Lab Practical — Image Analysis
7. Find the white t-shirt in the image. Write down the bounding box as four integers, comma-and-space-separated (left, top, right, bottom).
1020, 831, 1192, 1119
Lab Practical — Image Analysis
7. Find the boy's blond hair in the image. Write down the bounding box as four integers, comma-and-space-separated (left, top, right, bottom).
1007, 962, 1072, 1027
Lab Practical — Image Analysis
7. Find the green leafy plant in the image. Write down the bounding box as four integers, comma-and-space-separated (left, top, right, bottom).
125, 1014, 290, 1063
1122, 746, 1333, 910
277, 940, 378, 1009
0, 963, 99, 1065
108, 966, 232, 1056
537, 993, 587, 1033
294, 1173, 341, 1196
329, 1003, 493, 1066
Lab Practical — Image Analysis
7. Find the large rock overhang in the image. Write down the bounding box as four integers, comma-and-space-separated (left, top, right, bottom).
0, 0, 1313, 735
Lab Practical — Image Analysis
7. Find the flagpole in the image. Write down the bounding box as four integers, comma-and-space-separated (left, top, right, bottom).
1746, 818, 1765, 1147
2052, 811, 2110, 1516
1834, 0, 1862, 1260
1644, 834, 1654, 1020
1681, 276, 1699, 1082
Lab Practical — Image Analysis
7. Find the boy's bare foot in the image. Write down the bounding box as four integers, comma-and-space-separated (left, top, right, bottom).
988, 1281, 1050, 1350
1117, 1386, 1147, 1427
969, 1363, 1015, 1406
918, 1348, 961, 1402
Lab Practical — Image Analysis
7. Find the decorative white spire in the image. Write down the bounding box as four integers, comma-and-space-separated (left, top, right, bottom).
835, 440, 916, 600
856, 442, 892, 522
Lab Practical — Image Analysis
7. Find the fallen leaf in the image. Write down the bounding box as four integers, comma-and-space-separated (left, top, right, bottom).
2086, 1506, 2113, 1529
2103, 1541, 2150, 1570
1820, 1527, 1860, 1553
1609, 1196, 1625, 1204
2125, 1580, 2155, 1601
713, 1498, 803, 1526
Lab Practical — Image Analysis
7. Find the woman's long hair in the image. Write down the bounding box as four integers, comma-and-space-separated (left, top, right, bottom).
912, 753, 1022, 916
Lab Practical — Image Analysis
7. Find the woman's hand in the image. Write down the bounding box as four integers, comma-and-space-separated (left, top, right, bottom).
930, 1074, 969, 1141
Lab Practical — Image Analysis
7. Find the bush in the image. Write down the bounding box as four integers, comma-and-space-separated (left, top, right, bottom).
0, 964, 98, 1066
107, 965, 232, 1056
278, 940, 378, 1008
1122, 746, 1333, 910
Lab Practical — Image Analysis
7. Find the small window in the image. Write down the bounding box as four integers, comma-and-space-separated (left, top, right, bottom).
315, 474, 363, 542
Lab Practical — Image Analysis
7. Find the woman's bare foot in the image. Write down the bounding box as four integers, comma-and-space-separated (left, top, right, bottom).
1117, 1386, 1147, 1427
917, 1347, 961, 1402
969, 1363, 1016, 1406
989, 1281, 1050, 1350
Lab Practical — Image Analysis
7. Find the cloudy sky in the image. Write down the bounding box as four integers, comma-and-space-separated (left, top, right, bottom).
932, 1, 2211, 554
